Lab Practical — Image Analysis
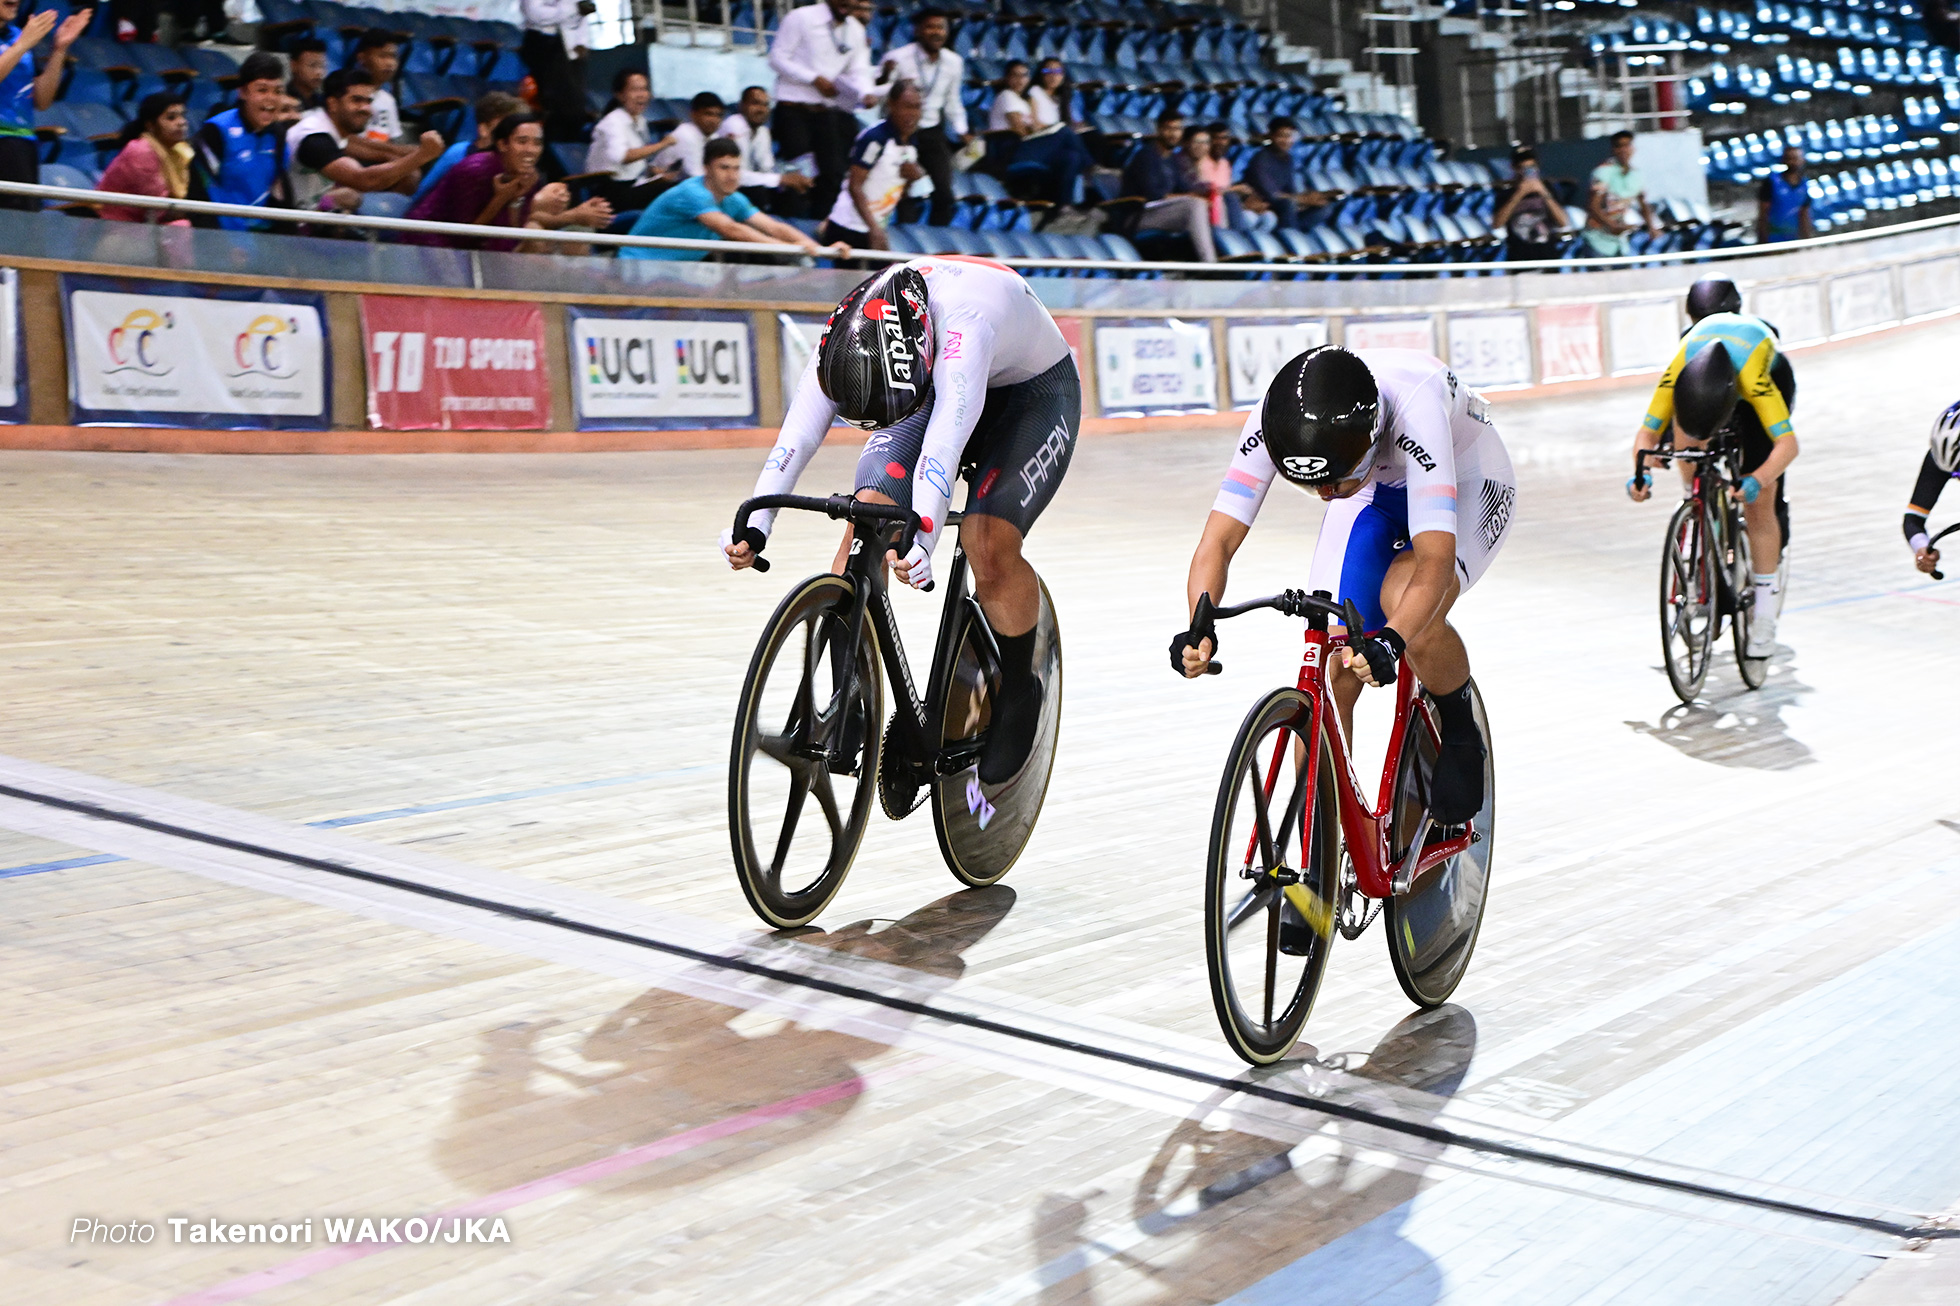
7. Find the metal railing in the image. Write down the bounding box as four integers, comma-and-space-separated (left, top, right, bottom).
11, 178, 1960, 278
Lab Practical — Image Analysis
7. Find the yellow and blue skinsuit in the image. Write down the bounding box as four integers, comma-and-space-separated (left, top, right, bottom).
1640, 311, 1795, 441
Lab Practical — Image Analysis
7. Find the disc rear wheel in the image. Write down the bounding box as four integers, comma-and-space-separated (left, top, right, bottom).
1204, 688, 1339, 1066
1660, 499, 1717, 704
729, 575, 882, 928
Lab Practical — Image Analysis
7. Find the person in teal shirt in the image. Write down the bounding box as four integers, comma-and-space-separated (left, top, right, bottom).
622, 137, 844, 261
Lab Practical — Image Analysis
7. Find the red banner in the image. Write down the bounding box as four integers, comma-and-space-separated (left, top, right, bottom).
360, 295, 548, 431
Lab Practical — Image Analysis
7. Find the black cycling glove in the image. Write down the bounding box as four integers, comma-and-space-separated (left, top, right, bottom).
1353, 626, 1405, 685
1169, 629, 1213, 676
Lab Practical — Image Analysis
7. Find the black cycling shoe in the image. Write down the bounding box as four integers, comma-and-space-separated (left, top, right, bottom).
978, 677, 1044, 785
1429, 726, 1486, 826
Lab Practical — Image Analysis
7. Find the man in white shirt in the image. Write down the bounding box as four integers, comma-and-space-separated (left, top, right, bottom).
877, 7, 965, 226
341, 30, 416, 167
286, 69, 444, 214
767, 0, 872, 224
521, 0, 592, 141
716, 85, 815, 216
651, 91, 725, 178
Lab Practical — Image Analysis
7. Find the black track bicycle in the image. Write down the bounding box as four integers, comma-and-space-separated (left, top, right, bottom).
726, 493, 1062, 928
1637, 436, 1780, 703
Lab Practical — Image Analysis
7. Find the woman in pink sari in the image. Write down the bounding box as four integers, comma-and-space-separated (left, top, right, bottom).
97, 90, 193, 225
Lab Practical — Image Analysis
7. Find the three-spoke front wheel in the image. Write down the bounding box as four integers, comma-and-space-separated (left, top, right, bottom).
1660, 499, 1717, 704
729, 575, 882, 928
1204, 688, 1340, 1066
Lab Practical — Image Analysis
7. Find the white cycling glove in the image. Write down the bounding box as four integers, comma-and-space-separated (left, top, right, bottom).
894, 539, 934, 590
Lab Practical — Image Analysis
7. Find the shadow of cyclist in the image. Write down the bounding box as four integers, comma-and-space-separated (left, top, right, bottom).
1626, 655, 1815, 770
434, 886, 1014, 1196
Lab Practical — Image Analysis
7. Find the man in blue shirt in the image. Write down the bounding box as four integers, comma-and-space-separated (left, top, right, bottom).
191, 52, 296, 231
623, 137, 844, 261
0, 2, 90, 210
1241, 118, 1327, 232
1118, 110, 1215, 262
1757, 146, 1814, 243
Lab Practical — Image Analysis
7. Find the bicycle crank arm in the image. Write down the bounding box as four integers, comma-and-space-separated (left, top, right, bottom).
934, 740, 986, 776
1392, 812, 1434, 895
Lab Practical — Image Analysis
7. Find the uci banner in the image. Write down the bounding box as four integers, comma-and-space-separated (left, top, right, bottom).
62, 275, 329, 430
361, 295, 548, 431
567, 306, 757, 431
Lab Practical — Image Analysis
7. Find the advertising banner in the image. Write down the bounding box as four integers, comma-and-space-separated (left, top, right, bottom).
1607, 300, 1681, 375
0, 269, 26, 425
1226, 320, 1329, 408
1344, 316, 1434, 354
1752, 282, 1826, 345
1902, 257, 1960, 322
1095, 319, 1216, 416
567, 306, 756, 431
360, 295, 546, 431
63, 274, 329, 429
1535, 302, 1601, 385
1446, 312, 1533, 390
1829, 270, 1898, 337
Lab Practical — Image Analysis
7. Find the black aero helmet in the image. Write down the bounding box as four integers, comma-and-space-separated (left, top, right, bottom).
1261, 345, 1380, 486
1686, 276, 1742, 322
1673, 342, 1740, 439
816, 266, 934, 430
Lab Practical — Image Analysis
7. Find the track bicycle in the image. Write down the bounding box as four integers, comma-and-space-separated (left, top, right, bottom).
726, 493, 1062, 929
1635, 437, 1781, 704
1185, 588, 1495, 1066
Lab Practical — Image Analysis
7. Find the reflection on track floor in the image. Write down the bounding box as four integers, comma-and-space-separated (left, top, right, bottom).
3, 322, 1960, 1305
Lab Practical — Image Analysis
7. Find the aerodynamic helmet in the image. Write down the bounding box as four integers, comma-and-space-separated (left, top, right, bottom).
816, 266, 934, 430
1932, 399, 1960, 473
1685, 277, 1742, 322
1673, 342, 1741, 440
1260, 346, 1380, 487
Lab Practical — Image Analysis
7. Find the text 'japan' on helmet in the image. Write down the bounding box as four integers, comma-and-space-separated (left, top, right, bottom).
1673, 342, 1740, 440
1686, 277, 1742, 322
1260, 346, 1380, 487
816, 266, 933, 430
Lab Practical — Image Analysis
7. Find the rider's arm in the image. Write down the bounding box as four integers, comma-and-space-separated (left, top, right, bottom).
745, 349, 840, 539
1905, 451, 1949, 552
1736, 337, 1798, 488
1176, 412, 1273, 675
900, 310, 994, 567
1382, 376, 1465, 640
1637, 343, 1689, 449
1188, 512, 1250, 620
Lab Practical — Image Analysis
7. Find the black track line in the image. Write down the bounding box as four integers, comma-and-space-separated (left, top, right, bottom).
5, 780, 1950, 1244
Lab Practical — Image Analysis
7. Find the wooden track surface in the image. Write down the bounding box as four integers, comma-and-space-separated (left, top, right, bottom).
3, 324, 1960, 1305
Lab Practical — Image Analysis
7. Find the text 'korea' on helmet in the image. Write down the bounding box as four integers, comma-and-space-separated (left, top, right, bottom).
817, 267, 934, 430
1260, 346, 1380, 487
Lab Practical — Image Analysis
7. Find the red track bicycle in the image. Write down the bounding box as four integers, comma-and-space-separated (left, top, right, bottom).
1187, 588, 1495, 1065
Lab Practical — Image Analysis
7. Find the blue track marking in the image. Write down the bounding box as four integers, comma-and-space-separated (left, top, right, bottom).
0, 765, 713, 882
1222, 897, 1960, 1305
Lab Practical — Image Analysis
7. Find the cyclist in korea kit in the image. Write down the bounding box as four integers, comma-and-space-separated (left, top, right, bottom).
1172, 346, 1517, 825
1903, 400, 1960, 574
723, 258, 1080, 784
1628, 277, 1800, 656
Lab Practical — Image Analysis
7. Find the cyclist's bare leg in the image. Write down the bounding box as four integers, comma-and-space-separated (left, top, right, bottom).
834, 490, 898, 575
958, 513, 1040, 636
1380, 551, 1469, 690
1742, 476, 1782, 571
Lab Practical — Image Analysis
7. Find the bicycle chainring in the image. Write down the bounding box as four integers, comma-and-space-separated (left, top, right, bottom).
1336, 853, 1380, 941
876, 713, 928, 820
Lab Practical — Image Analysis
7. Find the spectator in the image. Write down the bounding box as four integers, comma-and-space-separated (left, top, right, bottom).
1017, 59, 1095, 208
1176, 124, 1220, 223
585, 69, 679, 210
1758, 145, 1814, 243
0, 2, 89, 211
413, 90, 525, 203
1120, 111, 1216, 262
717, 85, 814, 216
346, 30, 408, 147
988, 60, 1034, 134
404, 114, 553, 251
651, 92, 726, 178
1242, 118, 1326, 231
286, 70, 444, 217
287, 37, 328, 111
876, 8, 965, 226
520, 0, 592, 143
191, 51, 296, 230
769, 0, 874, 225
623, 136, 844, 261
822, 80, 924, 252
1204, 122, 1273, 233
518, 179, 613, 253
97, 90, 192, 225
1584, 130, 1659, 256
1492, 144, 1571, 263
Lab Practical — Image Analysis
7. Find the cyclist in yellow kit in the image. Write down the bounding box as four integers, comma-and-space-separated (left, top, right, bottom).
1628, 278, 1801, 656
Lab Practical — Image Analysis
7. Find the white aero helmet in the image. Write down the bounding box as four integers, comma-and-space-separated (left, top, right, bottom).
1934, 400, 1960, 473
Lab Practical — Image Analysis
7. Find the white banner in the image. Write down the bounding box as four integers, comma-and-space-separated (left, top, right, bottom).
1751, 282, 1826, 345
1535, 303, 1601, 384
1096, 321, 1216, 414
572, 315, 752, 420
0, 269, 18, 410
68, 288, 325, 418
1901, 258, 1960, 322
1607, 300, 1681, 375
1446, 313, 1533, 390
1226, 321, 1328, 407
1829, 269, 1898, 336
1344, 317, 1435, 354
